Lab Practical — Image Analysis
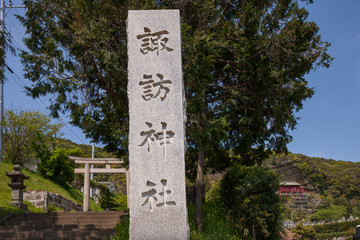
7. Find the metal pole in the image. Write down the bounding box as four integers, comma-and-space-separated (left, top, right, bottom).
0, 0, 5, 163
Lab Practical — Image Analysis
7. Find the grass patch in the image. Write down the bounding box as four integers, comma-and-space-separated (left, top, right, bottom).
111, 201, 240, 239
111, 216, 130, 240
188, 201, 241, 240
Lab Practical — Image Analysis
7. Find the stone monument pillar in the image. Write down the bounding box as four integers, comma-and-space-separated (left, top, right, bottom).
127, 10, 189, 240
5, 165, 30, 210
355, 225, 360, 240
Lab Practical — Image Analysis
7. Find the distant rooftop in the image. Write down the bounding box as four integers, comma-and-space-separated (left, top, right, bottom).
280, 181, 301, 186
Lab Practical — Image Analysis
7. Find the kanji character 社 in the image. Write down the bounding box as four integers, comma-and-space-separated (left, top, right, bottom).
141, 179, 176, 211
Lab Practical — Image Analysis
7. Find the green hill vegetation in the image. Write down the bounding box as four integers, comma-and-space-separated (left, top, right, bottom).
55, 138, 115, 158
0, 161, 101, 218
269, 153, 360, 221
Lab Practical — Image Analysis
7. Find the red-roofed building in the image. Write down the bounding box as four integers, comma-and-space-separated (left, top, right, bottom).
279, 182, 308, 195
279, 182, 312, 209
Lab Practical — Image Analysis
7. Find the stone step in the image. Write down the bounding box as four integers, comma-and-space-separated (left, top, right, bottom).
5, 217, 121, 225
2, 236, 108, 240
0, 211, 126, 239
8, 211, 125, 219
0, 223, 117, 231
0, 229, 114, 238
3, 212, 126, 224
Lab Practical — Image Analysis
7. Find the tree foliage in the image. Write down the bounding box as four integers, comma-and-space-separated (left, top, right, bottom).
95, 182, 127, 211
18, 0, 331, 229
35, 145, 81, 187
220, 165, 283, 240
18, 0, 331, 158
19, 0, 130, 156
55, 138, 115, 158
1, 109, 62, 165
293, 221, 318, 240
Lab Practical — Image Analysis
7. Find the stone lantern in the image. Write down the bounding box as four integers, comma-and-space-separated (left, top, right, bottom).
5, 165, 30, 210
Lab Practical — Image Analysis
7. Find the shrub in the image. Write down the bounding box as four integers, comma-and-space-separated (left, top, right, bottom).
96, 183, 127, 211
311, 205, 347, 222
293, 221, 318, 239
37, 148, 76, 187
220, 165, 283, 240
110, 193, 128, 211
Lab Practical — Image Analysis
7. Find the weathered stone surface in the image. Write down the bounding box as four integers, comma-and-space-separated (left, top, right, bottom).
11, 189, 21, 202
127, 10, 189, 240
23, 191, 82, 212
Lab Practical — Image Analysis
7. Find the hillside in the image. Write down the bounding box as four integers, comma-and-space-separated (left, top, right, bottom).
268, 153, 360, 220
269, 153, 360, 199
267, 159, 315, 191
0, 161, 101, 218
55, 138, 116, 158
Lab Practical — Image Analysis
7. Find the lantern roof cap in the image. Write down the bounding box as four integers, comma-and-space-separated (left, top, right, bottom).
5, 165, 30, 180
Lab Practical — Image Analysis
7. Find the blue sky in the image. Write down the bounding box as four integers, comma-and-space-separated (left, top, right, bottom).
4, 1, 360, 161
287, 0, 360, 162
4, 2, 90, 146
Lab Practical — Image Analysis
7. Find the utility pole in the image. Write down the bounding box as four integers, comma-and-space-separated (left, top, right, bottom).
0, 0, 5, 163
0, 0, 25, 162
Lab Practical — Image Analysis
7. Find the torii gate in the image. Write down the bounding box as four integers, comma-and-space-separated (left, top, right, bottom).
69, 156, 129, 212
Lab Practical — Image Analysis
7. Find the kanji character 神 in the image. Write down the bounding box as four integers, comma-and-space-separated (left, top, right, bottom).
139, 122, 175, 152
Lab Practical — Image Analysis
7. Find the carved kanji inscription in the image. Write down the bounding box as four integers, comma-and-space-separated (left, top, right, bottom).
137, 27, 174, 55
139, 122, 175, 152
141, 179, 176, 212
139, 73, 172, 101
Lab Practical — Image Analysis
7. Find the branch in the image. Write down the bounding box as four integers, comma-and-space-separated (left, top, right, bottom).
213, 0, 232, 32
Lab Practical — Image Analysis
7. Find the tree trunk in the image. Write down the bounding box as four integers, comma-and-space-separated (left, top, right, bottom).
252, 224, 256, 240
195, 144, 205, 230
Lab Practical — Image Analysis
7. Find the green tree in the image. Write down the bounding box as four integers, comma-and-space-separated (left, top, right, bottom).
37, 147, 78, 187
1, 109, 62, 165
68, 147, 85, 158
18, 0, 331, 228
220, 165, 283, 240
